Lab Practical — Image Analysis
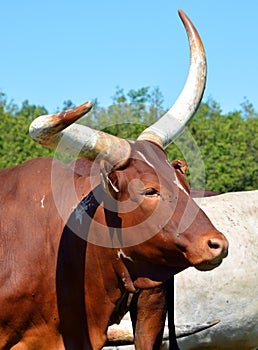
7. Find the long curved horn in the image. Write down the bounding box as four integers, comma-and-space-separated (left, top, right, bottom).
137, 10, 207, 148
106, 319, 220, 344
175, 319, 220, 339
29, 101, 131, 167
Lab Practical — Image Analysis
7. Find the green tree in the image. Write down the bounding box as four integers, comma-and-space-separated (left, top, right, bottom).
0, 94, 53, 167
168, 99, 258, 192
0, 89, 257, 193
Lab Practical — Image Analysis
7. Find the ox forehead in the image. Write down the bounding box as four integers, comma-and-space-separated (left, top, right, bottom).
110, 140, 184, 197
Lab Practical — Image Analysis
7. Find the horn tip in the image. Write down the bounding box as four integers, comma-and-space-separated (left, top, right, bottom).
178, 9, 186, 19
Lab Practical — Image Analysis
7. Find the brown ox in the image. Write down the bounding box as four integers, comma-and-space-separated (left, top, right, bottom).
0, 10, 228, 350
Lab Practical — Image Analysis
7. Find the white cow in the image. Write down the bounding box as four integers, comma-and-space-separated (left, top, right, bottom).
175, 190, 258, 350
106, 190, 258, 350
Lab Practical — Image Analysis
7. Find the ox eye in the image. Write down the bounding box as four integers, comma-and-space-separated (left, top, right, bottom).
142, 188, 160, 197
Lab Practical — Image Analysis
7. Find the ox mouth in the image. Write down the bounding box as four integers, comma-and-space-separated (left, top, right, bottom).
194, 258, 223, 271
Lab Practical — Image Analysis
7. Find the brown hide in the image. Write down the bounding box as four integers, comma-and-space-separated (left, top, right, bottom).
0, 141, 228, 350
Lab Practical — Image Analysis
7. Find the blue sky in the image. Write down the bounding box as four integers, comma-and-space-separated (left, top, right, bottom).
1, 0, 257, 114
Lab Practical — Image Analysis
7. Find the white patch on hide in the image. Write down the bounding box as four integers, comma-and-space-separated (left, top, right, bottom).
117, 249, 134, 262
136, 151, 155, 169
40, 195, 45, 208
173, 177, 189, 196
75, 205, 84, 225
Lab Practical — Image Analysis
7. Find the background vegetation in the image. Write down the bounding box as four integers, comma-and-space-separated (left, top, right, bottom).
0, 87, 257, 193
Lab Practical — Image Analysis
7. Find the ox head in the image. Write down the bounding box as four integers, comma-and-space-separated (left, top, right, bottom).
29, 10, 228, 285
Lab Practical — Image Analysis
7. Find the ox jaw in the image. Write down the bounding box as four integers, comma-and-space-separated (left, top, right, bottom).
116, 252, 186, 290
132, 264, 186, 289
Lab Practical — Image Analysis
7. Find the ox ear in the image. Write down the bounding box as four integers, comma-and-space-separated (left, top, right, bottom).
171, 159, 188, 175
100, 160, 120, 196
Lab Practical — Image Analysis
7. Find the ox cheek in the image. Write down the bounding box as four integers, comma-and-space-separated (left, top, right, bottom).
144, 225, 191, 271
163, 193, 229, 271
143, 195, 191, 269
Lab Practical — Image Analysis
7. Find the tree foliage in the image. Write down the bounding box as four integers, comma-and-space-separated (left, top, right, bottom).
168, 100, 258, 192
0, 88, 257, 193
0, 92, 53, 168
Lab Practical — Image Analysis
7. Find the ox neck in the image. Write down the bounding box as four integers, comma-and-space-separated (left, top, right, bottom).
73, 185, 136, 293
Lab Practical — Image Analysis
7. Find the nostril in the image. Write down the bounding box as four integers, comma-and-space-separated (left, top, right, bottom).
207, 237, 228, 262
208, 238, 221, 250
